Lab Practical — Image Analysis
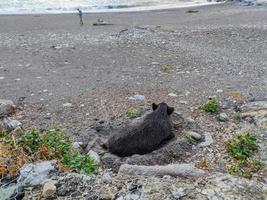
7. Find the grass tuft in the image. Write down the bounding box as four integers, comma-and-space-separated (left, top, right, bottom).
124, 108, 142, 119
0, 127, 98, 177
160, 65, 173, 73
227, 132, 262, 178
201, 98, 220, 113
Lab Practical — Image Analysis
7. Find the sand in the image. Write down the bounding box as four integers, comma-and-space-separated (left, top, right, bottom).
0, 3, 266, 131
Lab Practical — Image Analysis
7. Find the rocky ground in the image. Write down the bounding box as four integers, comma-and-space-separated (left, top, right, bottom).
0, 2, 266, 200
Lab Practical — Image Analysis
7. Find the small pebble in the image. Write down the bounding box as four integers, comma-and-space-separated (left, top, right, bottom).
168, 93, 178, 97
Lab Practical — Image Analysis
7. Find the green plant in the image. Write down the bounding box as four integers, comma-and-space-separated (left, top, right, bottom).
43, 128, 71, 154
202, 98, 220, 113
61, 152, 98, 175
160, 65, 173, 73
233, 112, 242, 122
227, 132, 262, 178
0, 127, 98, 176
227, 132, 257, 160
18, 129, 42, 153
124, 108, 142, 119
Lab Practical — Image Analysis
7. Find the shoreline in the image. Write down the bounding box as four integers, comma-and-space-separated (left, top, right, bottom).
0, 2, 224, 16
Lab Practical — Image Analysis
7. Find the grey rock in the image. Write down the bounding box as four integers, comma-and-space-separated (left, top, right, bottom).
72, 142, 83, 149
88, 150, 100, 165
62, 102, 72, 107
18, 160, 57, 186
118, 163, 206, 177
0, 184, 24, 200
125, 193, 140, 200
0, 99, 15, 117
101, 153, 122, 172
241, 101, 267, 112
263, 131, 267, 138
3, 118, 22, 132
100, 172, 112, 184
218, 113, 229, 122
188, 131, 202, 141
198, 132, 214, 147
171, 186, 186, 199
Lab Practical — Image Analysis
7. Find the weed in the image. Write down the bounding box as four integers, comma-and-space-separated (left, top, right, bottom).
233, 112, 242, 122
227, 132, 262, 178
61, 152, 98, 175
18, 129, 42, 153
160, 65, 173, 73
43, 128, 71, 154
0, 127, 98, 177
124, 108, 142, 119
201, 98, 220, 113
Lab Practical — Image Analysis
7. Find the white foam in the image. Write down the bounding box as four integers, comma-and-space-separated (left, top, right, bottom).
0, 0, 222, 15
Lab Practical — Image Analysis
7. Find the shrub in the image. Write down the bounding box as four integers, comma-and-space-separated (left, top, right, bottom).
160, 65, 173, 73
233, 112, 242, 122
124, 108, 142, 119
0, 127, 98, 177
202, 98, 220, 113
227, 132, 262, 178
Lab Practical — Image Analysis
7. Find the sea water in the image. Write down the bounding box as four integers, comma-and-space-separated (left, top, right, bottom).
0, 0, 221, 14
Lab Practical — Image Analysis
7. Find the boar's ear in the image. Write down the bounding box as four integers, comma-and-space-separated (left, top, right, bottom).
167, 106, 174, 115
152, 103, 158, 111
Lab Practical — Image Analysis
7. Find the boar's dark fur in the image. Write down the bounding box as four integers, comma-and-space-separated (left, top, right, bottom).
104, 102, 174, 157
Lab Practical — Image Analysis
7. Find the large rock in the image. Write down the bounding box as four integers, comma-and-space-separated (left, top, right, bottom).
202, 173, 267, 200
241, 101, 267, 129
0, 184, 24, 200
88, 150, 101, 165
18, 160, 57, 186
118, 163, 206, 177
0, 99, 15, 117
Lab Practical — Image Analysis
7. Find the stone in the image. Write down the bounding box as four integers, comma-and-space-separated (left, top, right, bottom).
118, 163, 205, 177
125, 193, 140, 200
0, 99, 15, 117
241, 101, 267, 128
63, 102, 72, 107
171, 186, 186, 199
218, 113, 229, 122
3, 118, 22, 132
101, 153, 122, 172
100, 172, 112, 184
42, 181, 57, 198
198, 132, 214, 147
88, 150, 100, 165
168, 93, 178, 97
72, 142, 83, 149
128, 94, 145, 101
0, 184, 24, 200
188, 131, 202, 141
18, 160, 57, 186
